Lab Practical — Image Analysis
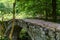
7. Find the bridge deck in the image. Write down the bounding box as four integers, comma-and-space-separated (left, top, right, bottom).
23, 19, 60, 31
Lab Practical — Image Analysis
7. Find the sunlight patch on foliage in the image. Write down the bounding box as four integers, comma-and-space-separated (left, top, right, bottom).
0, 12, 33, 21
15, 12, 33, 19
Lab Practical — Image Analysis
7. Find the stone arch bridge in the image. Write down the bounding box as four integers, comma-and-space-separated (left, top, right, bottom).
0, 19, 60, 40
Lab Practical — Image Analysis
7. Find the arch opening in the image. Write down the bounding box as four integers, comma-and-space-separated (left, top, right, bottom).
12, 25, 32, 40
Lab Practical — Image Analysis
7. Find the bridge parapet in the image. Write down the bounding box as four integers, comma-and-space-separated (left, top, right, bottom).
23, 19, 60, 40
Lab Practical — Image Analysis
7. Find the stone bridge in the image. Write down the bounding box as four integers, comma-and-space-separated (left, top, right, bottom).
1, 19, 60, 40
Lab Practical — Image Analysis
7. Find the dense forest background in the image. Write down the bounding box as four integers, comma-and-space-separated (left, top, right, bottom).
0, 0, 60, 22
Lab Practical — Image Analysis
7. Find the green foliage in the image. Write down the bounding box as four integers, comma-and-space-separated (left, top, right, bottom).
16, 0, 52, 17
19, 28, 31, 40
57, 0, 60, 16
0, 0, 60, 20
19, 28, 27, 38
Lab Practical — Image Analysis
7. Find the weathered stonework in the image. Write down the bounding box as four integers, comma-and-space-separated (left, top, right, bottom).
0, 19, 60, 40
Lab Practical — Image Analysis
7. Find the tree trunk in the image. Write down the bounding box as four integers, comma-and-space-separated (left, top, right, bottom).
9, 0, 16, 40
52, 0, 57, 22
1, 12, 5, 36
45, 1, 48, 20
